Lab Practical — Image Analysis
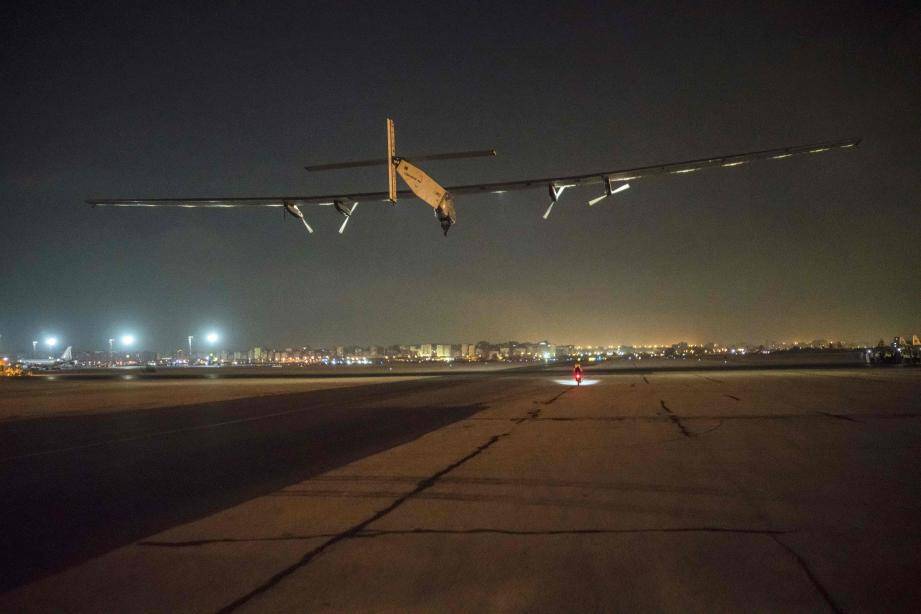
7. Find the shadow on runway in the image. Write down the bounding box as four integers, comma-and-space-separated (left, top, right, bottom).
0, 379, 484, 592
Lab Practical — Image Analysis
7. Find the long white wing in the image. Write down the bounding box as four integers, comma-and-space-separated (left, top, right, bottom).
448, 138, 859, 195
87, 138, 859, 209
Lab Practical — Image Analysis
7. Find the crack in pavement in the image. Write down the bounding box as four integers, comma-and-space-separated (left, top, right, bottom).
540, 416, 645, 422
725, 394, 740, 401
266, 489, 746, 512
689, 411, 839, 611
140, 534, 341, 547
514, 402, 543, 424
695, 420, 724, 437
287, 474, 732, 494
356, 527, 793, 538
480, 411, 918, 424
668, 417, 692, 438
660, 400, 691, 438
142, 526, 795, 548
769, 535, 843, 613
215, 432, 510, 613
543, 387, 574, 405
216, 384, 558, 610
816, 411, 861, 423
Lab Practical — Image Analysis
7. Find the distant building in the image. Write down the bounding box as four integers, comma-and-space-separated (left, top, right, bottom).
556, 345, 575, 358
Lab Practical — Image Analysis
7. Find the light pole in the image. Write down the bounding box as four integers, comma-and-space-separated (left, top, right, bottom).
205, 332, 219, 365
121, 335, 135, 363
32, 340, 37, 358
188, 335, 194, 365
108, 338, 114, 366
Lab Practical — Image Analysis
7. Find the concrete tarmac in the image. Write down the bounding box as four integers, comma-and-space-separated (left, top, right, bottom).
1, 367, 920, 612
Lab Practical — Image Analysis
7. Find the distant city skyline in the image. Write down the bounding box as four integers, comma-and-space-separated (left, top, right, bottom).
9, 336, 899, 371
2, 327, 904, 358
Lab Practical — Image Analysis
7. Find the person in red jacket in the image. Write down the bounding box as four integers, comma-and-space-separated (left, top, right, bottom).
573, 362, 583, 385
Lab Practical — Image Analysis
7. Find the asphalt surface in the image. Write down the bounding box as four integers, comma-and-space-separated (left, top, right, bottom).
0, 376, 481, 590
2, 366, 920, 612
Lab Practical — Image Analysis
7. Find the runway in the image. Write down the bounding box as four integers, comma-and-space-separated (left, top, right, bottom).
2, 366, 920, 611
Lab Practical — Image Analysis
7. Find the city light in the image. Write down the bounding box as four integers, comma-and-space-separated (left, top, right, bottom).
4, 331, 910, 370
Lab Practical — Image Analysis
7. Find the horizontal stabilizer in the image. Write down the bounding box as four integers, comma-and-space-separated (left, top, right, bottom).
306, 149, 496, 171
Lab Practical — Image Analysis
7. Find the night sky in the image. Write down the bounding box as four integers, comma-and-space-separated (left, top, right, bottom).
1, 1, 919, 352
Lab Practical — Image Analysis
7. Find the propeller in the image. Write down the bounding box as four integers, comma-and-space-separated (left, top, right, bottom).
283, 201, 313, 234
588, 180, 630, 206
543, 184, 573, 219
335, 200, 359, 234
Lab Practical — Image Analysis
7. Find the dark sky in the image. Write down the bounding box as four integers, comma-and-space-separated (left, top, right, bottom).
1, 1, 919, 352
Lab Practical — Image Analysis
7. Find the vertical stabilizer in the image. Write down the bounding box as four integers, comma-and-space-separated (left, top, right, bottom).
60, 346, 73, 361
387, 118, 397, 204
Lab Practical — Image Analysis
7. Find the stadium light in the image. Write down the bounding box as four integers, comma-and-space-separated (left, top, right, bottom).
121, 334, 135, 347
206, 332, 219, 344
45, 337, 58, 348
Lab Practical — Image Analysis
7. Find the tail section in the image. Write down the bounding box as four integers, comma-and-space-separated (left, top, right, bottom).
304, 118, 495, 235
387, 118, 397, 204
60, 346, 73, 361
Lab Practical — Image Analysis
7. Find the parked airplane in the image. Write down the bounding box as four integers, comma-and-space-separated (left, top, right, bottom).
87, 119, 859, 237
17, 346, 74, 370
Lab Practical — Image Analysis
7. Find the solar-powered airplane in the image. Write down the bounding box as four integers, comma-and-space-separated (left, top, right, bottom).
87, 119, 859, 236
